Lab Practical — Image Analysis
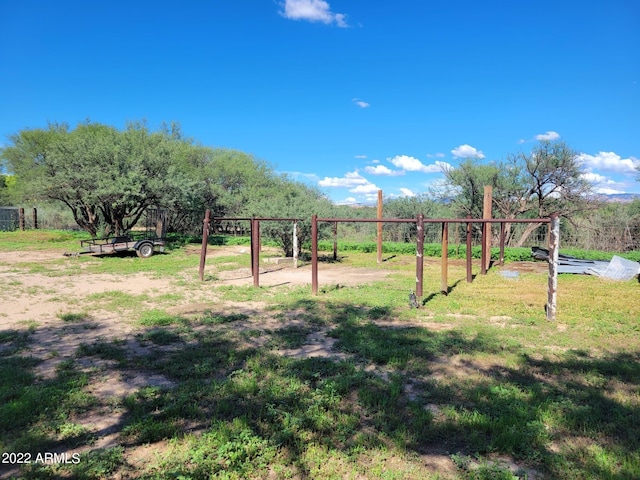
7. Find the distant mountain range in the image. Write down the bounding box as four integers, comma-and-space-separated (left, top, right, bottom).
600, 193, 640, 203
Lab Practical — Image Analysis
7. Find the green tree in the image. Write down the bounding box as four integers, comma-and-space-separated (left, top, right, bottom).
440, 141, 595, 246
0, 174, 16, 205
511, 140, 595, 246
441, 159, 501, 219
383, 194, 445, 242
242, 178, 333, 256
1, 121, 203, 237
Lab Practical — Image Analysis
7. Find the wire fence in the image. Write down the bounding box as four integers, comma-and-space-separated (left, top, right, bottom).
3, 206, 638, 253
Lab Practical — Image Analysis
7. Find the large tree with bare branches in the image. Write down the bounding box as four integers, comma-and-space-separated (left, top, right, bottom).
441, 140, 596, 246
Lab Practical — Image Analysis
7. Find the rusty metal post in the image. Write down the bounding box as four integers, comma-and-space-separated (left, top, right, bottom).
19, 207, 25, 231
466, 216, 473, 283
416, 214, 424, 298
312, 214, 318, 295
547, 213, 560, 320
481, 220, 488, 275
252, 219, 260, 287
333, 221, 338, 261
33, 207, 38, 230
499, 222, 506, 266
441, 221, 449, 295
377, 189, 383, 264
199, 209, 211, 281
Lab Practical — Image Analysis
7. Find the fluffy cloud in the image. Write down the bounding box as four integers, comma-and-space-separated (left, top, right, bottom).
399, 188, 416, 197
582, 172, 612, 184
350, 183, 379, 194
337, 197, 358, 205
318, 171, 368, 188
388, 155, 448, 173
280, 0, 347, 27
535, 131, 561, 141
451, 144, 485, 159
352, 98, 370, 108
577, 152, 640, 174
363, 165, 403, 176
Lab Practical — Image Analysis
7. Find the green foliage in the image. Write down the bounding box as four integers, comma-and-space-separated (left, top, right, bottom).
138, 309, 188, 327
440, 140, 596, 247
1, 121, 209, 237
242, 177, 335, 256
316, 240, 535, 261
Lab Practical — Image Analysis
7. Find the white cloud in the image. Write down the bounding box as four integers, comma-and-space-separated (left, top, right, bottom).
354, 154, 367, 159
363, 165, 403, 176
318, 171, 368, 188
282, 171, 320, 182
594, 187, 626, 195
336, 197, 358, 205
582, 172, 612, 184
350, 183, 379, 194
280, 0, 348, 27
399, 188, 416, 197
581, 170, 633, 195
352, 98, 370, 108
535, 131, 560, 141
388, 155, 448, 173
426, 152, 446, 158
577, 152, 640, 174
451, 144, 485, 159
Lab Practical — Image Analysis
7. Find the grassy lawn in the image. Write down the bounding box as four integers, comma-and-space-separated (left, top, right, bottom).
0, 231, 639, 479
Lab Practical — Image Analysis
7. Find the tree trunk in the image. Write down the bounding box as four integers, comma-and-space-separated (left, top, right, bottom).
515, 222, 543, 247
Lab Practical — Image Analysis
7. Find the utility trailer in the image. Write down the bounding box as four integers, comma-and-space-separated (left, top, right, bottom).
73, 235, 165, 258
64, 209, 167, 258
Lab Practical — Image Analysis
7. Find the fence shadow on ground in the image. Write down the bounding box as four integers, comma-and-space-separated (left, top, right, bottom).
1, 299, 638, 479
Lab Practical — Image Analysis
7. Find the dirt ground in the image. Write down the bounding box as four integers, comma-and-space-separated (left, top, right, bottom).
0, 247, 540, 479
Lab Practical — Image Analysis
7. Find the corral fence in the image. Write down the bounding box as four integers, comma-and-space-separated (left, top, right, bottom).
199, 210, 561, 320
0, 207, 38, 231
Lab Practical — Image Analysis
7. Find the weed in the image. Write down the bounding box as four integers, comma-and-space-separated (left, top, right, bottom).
138, 309, 189, 327
57, 311, 89, 322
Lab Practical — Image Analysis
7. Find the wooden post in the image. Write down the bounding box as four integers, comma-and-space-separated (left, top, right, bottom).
466, 216, 473, 283
481, 221, 488, 275
377, 189, 383, 264
293, 221, 298, 268
198, 209, 210, 281
333, 221, 338, 261
312, 214, 318, 295
33, 207, 38, 230
547, 213, 560, 320
416, 214, 424, 298
19, 207, 25, 231
483, 185, 493, 271
441, 222, 449, 295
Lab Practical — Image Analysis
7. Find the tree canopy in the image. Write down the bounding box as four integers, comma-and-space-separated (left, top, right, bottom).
441, 140, 596, 246
2, 121, 202, 236
1, 121, 336, 252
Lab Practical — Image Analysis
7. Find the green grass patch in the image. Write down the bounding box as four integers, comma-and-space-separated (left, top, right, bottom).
138, 309, 188, 327
57, 312, 89, 323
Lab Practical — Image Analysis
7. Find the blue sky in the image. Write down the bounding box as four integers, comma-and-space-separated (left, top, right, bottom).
1, 0, 639, 205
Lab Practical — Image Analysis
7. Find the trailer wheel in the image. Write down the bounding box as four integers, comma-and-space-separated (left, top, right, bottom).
136, 242, 154, 258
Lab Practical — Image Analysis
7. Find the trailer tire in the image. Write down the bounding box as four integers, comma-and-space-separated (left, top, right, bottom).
136, 242, 154, 258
